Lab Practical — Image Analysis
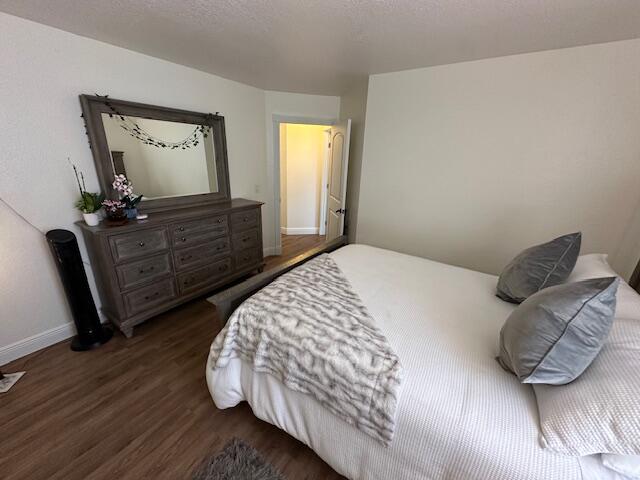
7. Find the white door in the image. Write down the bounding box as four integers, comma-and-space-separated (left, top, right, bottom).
325, 119, 351, 241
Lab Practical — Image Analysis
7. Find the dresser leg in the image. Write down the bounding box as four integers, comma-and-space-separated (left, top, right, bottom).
121, 325, 134, 339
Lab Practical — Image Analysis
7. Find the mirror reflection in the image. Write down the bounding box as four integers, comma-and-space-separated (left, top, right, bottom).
101, 114, 218, 200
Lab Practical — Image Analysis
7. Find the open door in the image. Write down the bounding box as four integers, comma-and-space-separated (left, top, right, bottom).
325, 119, 351, 241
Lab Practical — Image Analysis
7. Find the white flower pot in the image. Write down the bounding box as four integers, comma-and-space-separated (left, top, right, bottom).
83, 212, 100, 227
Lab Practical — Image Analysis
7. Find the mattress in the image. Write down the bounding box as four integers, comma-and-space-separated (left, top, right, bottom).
207, 244, 616, 480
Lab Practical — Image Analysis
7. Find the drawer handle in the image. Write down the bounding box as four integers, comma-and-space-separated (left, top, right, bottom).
243, 255, 250, 261
219, 264, 228, 272
242, 237, 250, 242
138, 266, 155, 274
179, 227, 185, 232
181, 255, 193, 262
139, 241, 145, 247
184, 277, 195, 286
181, 237, 187, 242
243, 216, 248, 222
217, 219, 224, 223
144, 291, 160, 301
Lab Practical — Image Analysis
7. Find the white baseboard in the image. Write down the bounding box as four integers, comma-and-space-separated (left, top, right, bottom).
281, 227, 319, 235
0, 322, 76, 367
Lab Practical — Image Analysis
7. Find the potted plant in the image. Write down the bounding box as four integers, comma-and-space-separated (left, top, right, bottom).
72, 163, 104, 226
102, 199, 128, 224
112, 174, 143, 219
76, 192, 105, 226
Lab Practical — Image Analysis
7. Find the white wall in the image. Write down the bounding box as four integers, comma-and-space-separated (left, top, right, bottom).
264, 91, 340, 251
0, 13, 268, 364
357, 38, 640, 277
339, 80, 369, 243
281, 124, 326, 234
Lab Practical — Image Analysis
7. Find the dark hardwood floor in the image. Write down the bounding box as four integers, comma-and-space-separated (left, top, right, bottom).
0, 235, 344, 480
264, 234, 326, 270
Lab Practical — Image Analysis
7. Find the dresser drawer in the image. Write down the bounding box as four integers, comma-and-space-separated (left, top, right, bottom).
116, 253, 172, 291
170, 216, 228, 246
173, 237, 231, 271
231, 209, 259, 232
234, 248, 262, 270
123, 278, 177, 317
177, 257, 232, 294
109, 228, 168, 263
172, 228, 228, 249
232, 229, 260, 252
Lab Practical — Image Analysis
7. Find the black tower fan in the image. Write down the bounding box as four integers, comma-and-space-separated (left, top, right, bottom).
46, 229, 112, 350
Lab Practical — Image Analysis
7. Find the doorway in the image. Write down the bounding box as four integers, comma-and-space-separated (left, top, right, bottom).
279, 123, 329, 256
272, 115, 351, 259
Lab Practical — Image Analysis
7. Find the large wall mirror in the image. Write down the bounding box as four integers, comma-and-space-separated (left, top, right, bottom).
80, 95, 231, 212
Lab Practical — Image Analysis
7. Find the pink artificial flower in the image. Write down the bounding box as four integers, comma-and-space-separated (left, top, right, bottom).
112, 174, 135, 196
101, 199, 126, 213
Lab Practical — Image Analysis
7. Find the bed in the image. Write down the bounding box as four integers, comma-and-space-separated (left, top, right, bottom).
206, 243, 627, 480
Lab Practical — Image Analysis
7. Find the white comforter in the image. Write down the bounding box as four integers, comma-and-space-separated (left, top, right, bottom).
207, 244, 611, 480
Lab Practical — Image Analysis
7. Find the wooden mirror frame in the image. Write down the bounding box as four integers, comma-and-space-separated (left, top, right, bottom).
79, 94, 231, 213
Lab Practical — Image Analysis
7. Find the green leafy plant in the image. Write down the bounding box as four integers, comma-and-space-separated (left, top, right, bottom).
75, 191, 105, 214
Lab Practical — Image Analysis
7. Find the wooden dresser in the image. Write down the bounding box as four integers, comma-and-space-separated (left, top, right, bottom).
78, 199, 264, 337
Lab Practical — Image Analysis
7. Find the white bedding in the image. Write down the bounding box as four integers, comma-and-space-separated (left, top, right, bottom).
206, 244, 615, 480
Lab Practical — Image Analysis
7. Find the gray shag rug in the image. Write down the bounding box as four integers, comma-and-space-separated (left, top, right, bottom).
192, 439, 285, 480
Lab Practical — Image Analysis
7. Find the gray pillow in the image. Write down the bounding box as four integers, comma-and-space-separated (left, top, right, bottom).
498, 276, 619, 385
497, 232, 582, 303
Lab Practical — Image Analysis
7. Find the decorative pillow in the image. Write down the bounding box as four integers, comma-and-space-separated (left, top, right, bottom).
534, 316, 640, 456
497, 232, 582, 303
568, 253, 640, 320
602, 454, 640, 479
498, 276, 619, 385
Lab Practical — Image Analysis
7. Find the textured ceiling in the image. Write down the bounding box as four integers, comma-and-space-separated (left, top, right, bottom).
2, 0, 640, 95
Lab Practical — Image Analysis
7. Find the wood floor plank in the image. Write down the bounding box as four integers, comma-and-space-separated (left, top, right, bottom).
0, 235, 344, 480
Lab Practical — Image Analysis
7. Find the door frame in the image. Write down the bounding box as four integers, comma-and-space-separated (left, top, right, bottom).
272, 114, 336, 255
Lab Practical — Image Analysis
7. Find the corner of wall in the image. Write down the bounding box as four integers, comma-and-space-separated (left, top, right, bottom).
339, 78, 369, 244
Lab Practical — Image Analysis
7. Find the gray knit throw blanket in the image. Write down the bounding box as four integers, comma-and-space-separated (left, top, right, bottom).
209, 254, 404, 446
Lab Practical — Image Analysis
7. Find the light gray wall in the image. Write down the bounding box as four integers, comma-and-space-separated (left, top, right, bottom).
356, 38, 640, 277
339, 80, 369, 243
